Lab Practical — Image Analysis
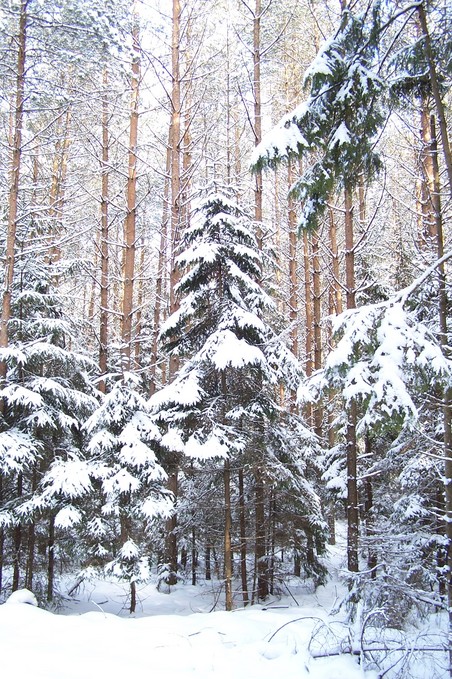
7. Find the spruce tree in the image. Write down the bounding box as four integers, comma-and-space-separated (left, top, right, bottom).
150, 187, 326, 607
0, 256, 96, 601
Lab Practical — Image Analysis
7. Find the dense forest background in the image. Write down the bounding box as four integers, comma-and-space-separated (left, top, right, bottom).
0, 0, 451, 650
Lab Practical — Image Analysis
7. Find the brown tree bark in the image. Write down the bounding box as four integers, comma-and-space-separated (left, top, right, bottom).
169, 0, 182, 378
162, 0, 183, 588
12, 473, 23, 591
253, 0, 263, 251
329, 207, 343, 316
25, 465, 38, 591
428, 114, 452, 674
48, 105, 71, 264
417, 3, 452, 199
344, 185, 359, 574
238, 467, 249, 606
121, 15, 140, 372
288, 162, 298, 359
98, 67, 110, 393
47, 514, 55, 602
303, 231, 313, 425
312, 229, 323, 437
224, 457, 233, 611
254, 470, 268, 601
149, 140, 171, 396
418, 98, 437, 246
0, 0, 28, 387
133, 242, 146, 370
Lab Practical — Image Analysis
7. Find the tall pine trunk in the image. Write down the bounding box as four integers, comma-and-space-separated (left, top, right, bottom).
121, 16, 140, 373
224, 457, 233, 611
0, 0, 28, 387
417, 3, 452, 196
238, 467, 249, 606
99, 67, 110, 393
162, 0, 183, 587
427, 113, 452, 675
344, 185, 359, 574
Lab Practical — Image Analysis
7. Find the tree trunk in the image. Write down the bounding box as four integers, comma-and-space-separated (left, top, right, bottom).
363, 433, 377, 577
303, 230, 313, 423
99, 67, 110, 393
224, 457, 233, 611
121, 15, 140, 372
344, 185, 358, 573
346, 399, 359, 574
191, 525, 196, 586
133, 243, 145, 369
312, 229, 322, 437
169, 0, 182, 380
149, 139, 171, 396
164, 468, 179, 586
238, 467, 249, 606
161, 0, 183, 586
344, 187, 355, 310
418, 98, 437, 246
205, 544, 211, 581
12, 473, 23, 591
329, 208, 343, 315
253, 0, 263, 251
25, 465, 38, 591
417, 3, 452, 198
130, 580, 137, 615
255, 470, 268, 601
268, 492, 276, 595
47, 514, 55, 603
288, 161, 298, 358
0, 0, 28, 387
48, 105, 71, 264
428, 113, 452, 675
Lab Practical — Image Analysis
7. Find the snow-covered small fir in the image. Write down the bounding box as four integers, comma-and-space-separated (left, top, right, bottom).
83, 371, 173, 608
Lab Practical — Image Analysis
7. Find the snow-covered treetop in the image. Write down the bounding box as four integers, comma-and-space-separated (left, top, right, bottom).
151, 188, 306, 463
159, 189, 271, 356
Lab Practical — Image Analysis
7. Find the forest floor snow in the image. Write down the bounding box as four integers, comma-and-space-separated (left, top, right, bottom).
0, 536, 448, 679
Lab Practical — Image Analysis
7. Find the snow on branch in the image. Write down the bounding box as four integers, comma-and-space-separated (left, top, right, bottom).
302, 253, 452, 432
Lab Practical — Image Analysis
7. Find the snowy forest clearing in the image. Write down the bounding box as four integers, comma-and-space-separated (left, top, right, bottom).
0, 536, 448, 679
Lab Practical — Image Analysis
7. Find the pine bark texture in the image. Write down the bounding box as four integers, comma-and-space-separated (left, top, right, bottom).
0, 0, 28, 385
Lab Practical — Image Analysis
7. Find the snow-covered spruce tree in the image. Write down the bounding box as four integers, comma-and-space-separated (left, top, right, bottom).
150, 188, 326, 609
303, 264, 452, 622
83, 372, 173, 614
251, 5, 384, 230
0, 256, 96, 602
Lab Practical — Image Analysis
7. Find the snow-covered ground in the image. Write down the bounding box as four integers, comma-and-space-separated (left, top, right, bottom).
0, 538, 447, 678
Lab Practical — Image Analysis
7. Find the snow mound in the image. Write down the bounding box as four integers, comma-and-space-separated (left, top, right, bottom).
5, 588, 38, 606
